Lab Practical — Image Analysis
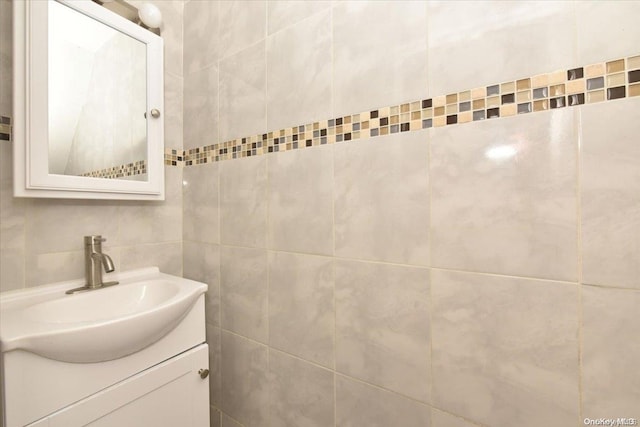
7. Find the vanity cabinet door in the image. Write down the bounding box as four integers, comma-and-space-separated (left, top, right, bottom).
42, 344, 209, 427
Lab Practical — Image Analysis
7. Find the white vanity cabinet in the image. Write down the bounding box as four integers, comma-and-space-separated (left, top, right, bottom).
0, 268, 211, 427
26, 344, 209, 427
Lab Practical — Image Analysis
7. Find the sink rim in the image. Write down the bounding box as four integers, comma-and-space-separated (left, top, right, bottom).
22, 279, 183, 324
0, 267, 208, 362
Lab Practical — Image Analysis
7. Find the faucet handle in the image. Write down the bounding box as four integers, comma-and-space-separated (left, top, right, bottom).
85, 235, 107, 245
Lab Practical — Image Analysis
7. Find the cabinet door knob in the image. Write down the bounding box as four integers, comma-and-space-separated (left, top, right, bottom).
198, 368, 210, 379
144, 109, 161, 119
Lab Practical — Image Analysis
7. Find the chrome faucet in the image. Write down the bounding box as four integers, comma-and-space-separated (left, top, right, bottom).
66, 235, 119, 294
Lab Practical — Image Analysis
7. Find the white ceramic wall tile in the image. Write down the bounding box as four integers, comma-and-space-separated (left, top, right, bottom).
267, 146, 334, 256
336, 375, 431, 427
431, 269, 579, 427
220, 155, 267, 248
0, 145, 25, 251
218, 0, 266, 61
0, 185, 25, 251
183, 162, 219, 244
25, 250, 86, 288
119, 241, 182, 276
268, 251, 334, 368
428, 0, 576, 95
335, 259, 431, 403
0, 249, 24, 292
430, 109, 578, 281
26, 199, 119, 254
220, 331, 269, 427
119, 166, 183, 245
0, 138, 11, 183
184, 65, 219, 149
333, 1, 428, 116
0, 0, 11, 115
334, 130, 430, 266
220, 246, 268, 343
576, 1, 640, 64
184, 241, 220, 327
184, 0, 219, 75
267, 0, 330, 35
219, 41, 267, 142
266, 10, 332, 131
164, 73, 183, 150
206, 325, 222, 407
268, 349, 334, 427
431, 409, 480, 427
582, 285, 640, 419
581, 99, 640, 289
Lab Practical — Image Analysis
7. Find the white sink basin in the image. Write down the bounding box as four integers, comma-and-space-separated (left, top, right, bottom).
0, 267, 207, 363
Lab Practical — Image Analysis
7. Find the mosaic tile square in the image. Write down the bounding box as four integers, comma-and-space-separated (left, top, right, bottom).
587, 90, 605, 103
517, 90, 532, 102
586, 63, 605, 78
607, 86, 626, 100
533, 87, 548, 99
628, 55, 640, 70
501, 82, 515, 93
606, 59, 625, 73
567, 67, 584, 80
517, 102, 532, 114
566, 80, 586, 94
587, 77, 604, 90
516, 78, 531, 90
607, 73, 625, 87
473, 99, 485, 110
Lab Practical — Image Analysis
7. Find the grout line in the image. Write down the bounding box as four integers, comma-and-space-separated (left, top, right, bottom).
329, 4, 338, 414
580, 282, 640, 292
576, 97, 585, 422
265, 77, 272, 427
210, 242, 639, 291
268, 345, 334, 375
217, 162, 222, 332
426, 124, 435, 426
334, 372, 431, 408
431, 405, 489, 427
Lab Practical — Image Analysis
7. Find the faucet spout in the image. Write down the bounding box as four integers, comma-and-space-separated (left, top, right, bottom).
92, 252, 115, 273
66, 236, 119, 294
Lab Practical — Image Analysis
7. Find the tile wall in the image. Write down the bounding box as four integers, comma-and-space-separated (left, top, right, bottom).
180, 1, 640, 427
1, 1, 639, 427
0, 0, 185, 290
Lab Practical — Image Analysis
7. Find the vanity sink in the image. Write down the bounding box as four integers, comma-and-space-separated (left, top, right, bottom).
0, 267, 207, 363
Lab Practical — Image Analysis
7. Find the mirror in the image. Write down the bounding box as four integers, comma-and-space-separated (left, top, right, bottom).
49, 1, 147, 181
13, 0, 165, 199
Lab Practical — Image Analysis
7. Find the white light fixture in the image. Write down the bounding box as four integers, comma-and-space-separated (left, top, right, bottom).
138, 3, 162, 29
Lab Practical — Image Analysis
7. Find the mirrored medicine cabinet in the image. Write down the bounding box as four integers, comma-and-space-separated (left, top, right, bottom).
13, 0, 165, 200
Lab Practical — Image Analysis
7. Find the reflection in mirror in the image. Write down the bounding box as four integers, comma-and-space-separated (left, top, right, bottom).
48, 0, 148, 181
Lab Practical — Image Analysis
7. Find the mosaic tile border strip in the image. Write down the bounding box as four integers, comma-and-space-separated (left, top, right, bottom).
0, 116, 11, 141
180, 54, 640, 166
164, 148, 183, 166
80, 159, 147, 179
